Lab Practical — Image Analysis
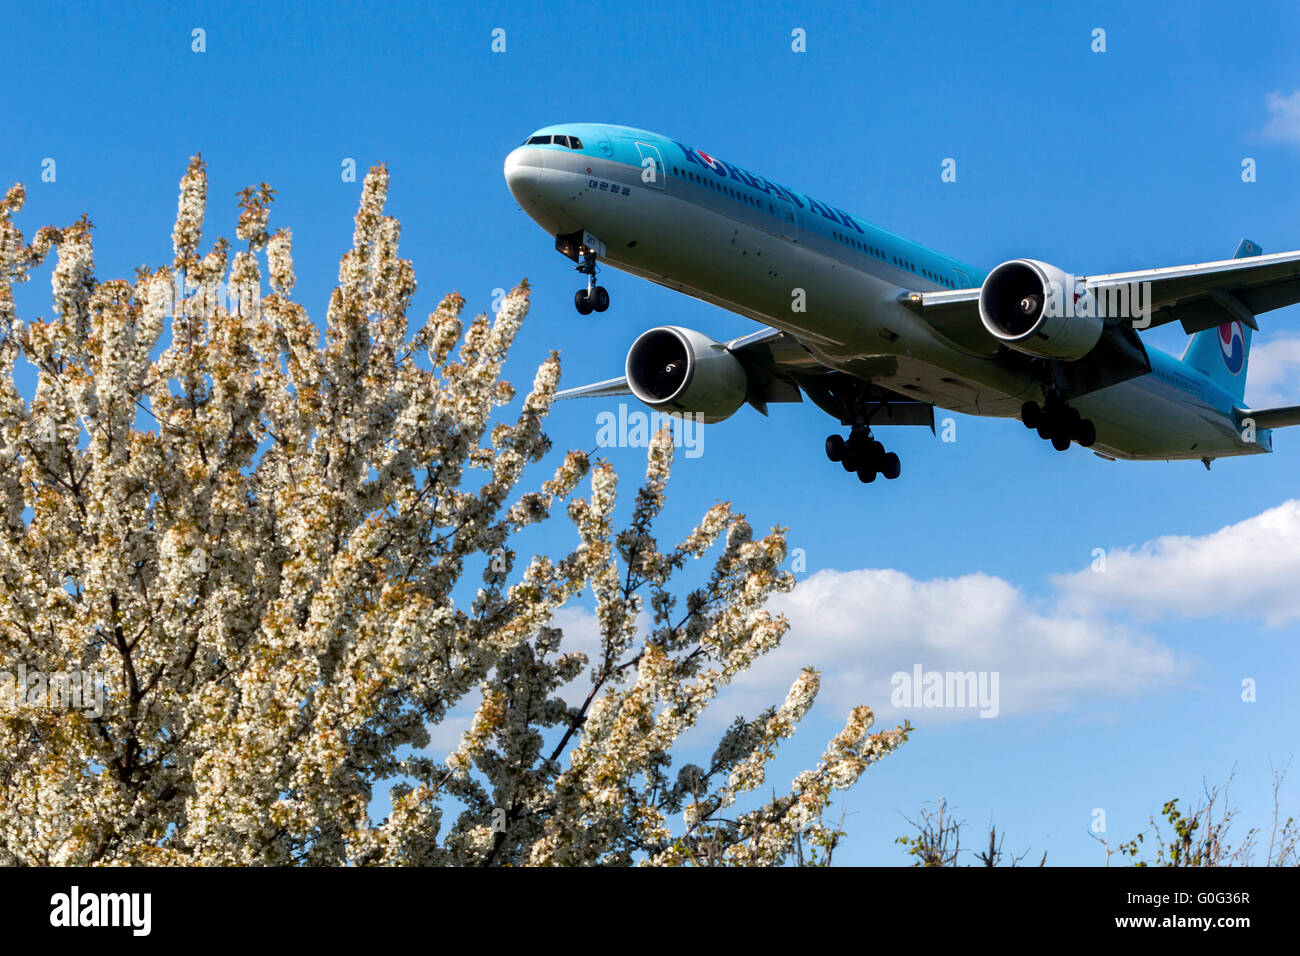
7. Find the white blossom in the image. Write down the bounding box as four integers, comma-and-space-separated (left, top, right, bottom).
0, 158, 907, 866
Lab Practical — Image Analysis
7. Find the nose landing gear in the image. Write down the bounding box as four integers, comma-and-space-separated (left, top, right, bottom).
1022, 398, 1096, 451
573, 245, 609, 315
825, 428, 901, 483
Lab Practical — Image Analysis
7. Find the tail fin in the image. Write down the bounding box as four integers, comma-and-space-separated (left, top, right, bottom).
1179, 239, 1261, 402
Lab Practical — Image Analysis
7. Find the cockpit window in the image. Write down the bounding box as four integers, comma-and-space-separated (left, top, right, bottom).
523, 134, 583, 149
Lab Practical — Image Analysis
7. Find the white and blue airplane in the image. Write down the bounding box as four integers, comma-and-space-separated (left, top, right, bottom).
504, 123, 1300, 483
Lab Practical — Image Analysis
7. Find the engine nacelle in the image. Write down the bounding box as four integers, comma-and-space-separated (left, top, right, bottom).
625, 326, 748, 424
978, 259, 1103, 361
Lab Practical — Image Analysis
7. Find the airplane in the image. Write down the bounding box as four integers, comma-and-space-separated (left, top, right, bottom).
503, 123, 1300, 483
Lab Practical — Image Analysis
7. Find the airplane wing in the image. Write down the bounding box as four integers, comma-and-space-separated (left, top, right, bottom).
1084, 248, 1300, 334
902, 248, 1300, 341
555, 326, 808, 413
555, 325, 934, 424
1235, 404, 1300, 430
896, 286, 992, 355
553, 376, 632, 400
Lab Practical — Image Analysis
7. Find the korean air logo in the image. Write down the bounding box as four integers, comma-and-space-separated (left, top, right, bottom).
1219, 320, 1245, 375
696, 150, 726, 174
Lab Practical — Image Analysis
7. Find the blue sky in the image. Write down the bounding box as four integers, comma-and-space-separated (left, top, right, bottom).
4, 0, 1300, 864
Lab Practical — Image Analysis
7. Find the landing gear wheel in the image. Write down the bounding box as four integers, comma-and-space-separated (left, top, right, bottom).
831, 412, 900, 486
1075, 419, 1097, 448
880, 452, 901, 480
573, 243, 607, 314
1051, 433, 1071, 452
849, 432, 883, 464
1021, 401, 1041, 429
1037, 422, 1051, 441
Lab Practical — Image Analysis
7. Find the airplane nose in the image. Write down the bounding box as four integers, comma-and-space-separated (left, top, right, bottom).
504, 147, 544, 205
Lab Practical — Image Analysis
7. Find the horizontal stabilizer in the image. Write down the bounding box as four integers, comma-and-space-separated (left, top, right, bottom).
1235, 405, 1300, 430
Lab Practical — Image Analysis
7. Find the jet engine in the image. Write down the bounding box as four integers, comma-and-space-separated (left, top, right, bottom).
625, 326, 748, 424
978, 259, 1104, 361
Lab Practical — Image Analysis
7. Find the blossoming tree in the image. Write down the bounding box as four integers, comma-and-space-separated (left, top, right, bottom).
0, 159, 907, 865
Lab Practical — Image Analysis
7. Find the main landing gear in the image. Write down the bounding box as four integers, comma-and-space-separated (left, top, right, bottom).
1021, 398, 1096, 451
825, 428, 901, 483
808, 376, 903, 485
573, 246, 610, 315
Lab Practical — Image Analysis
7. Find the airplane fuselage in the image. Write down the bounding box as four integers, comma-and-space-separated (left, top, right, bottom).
504, 124, 1269, 462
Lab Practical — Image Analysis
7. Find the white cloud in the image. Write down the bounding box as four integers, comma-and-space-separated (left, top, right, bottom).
1054, 499, 1300, 627
1261, 90, 1300, 145
422, 501, 1300, 743
727, 567, 1183, 724
1245, 334, 1300, 408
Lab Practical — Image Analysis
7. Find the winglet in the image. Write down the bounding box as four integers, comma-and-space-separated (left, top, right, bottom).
1235, 238, 1263, 259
